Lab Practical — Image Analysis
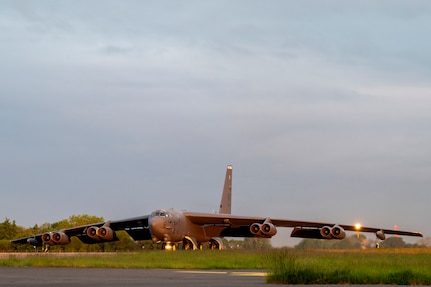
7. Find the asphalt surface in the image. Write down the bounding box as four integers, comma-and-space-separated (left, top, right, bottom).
0, 267, 416, 286
0, 267, 267, 287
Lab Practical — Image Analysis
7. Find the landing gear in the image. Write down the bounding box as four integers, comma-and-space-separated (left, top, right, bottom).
182, 237, 200, 250
375, 230, 385, 248
375, 240, 381, 249
209, 241, 217, 250
209, 238, 223, 250
183, 238, 194, 250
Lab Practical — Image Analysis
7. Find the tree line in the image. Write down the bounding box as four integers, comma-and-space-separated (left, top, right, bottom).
0, 215, 428, 251
295, 234, 427, 249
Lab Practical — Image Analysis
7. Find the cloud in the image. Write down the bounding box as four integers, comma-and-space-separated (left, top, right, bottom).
0, 1, 429, 244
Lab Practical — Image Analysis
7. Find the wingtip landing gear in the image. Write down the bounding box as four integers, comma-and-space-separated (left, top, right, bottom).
375, 240, 380, 248
375, 229, 386, 248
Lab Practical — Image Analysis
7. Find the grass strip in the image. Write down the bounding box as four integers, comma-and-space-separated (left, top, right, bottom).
0, 250, 267, 269
265, 249, 431, 285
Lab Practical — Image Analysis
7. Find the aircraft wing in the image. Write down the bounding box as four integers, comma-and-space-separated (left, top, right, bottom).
11, 215, 151, 247
184, 212, 423, 238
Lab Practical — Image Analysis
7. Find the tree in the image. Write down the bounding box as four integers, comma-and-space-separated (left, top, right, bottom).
0, 218, 18, 240
295, 234, 368, 250
48, 214, 105, 252
51, 214, 105, 230
0, 240, 12, 251
295, 238, 330, 250
416, 237, 431, 247
381, 237, 406, 248
243, 238, 272, 250
224, 238, 272, 250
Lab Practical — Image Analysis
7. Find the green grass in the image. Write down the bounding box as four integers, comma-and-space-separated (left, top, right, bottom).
2, 248, 431, 284
265, 248, 431, 285
0, 250, 267, 269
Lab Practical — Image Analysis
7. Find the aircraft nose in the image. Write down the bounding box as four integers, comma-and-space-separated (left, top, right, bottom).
150, 217, 159, 229
150, 217, 165, 241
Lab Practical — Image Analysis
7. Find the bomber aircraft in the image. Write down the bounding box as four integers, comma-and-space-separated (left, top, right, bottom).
11, 165, 422, 250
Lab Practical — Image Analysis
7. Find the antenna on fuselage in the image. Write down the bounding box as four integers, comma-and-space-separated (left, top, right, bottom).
219, 165, 232, 214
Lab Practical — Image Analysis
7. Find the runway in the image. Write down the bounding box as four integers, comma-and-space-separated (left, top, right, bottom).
0, 267, 267, 287
0, 267, 414, 286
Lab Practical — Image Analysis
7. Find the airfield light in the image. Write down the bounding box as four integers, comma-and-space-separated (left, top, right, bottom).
355, 223, 362, 239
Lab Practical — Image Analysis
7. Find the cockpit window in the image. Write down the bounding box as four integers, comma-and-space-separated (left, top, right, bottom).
151, 210, 170, 217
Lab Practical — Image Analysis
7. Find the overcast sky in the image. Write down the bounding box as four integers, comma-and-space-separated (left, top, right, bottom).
1, 1, 430, 246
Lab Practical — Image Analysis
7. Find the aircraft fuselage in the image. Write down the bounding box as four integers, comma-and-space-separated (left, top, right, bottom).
149, 209, 214, 248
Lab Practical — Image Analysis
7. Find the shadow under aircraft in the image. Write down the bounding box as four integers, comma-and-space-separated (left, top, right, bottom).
12, 165, 422, 251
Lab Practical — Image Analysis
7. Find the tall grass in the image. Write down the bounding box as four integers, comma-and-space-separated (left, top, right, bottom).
266, 248, 431, 284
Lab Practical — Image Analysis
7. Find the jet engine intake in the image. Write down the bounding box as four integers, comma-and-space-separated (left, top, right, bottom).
260, 223, 277, 236
330, 225, 346, 239
42, 233, 55, 245
250, 220, 277, 237
97, 226, 115, 241
320, 225, 346, 239
320, 226, 332, 239
51, 231, 71, 245
250, 223, 261, 235
86, 226, 100, 240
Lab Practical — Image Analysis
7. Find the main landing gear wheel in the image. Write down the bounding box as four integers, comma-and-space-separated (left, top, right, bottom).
182, 238, 202, 250
183, 238, 194, 250
209, 238, 223, 250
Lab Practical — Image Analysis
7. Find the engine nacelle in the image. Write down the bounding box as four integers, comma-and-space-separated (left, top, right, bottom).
250, 220, 277, 237
42, 233, 55, 245
250, 223, 261, 235
51, 231, 71, 245
86, 226, 100, 240
330, 225, 346, 239
376, 229, 386, 240
320, 226, 332, 239
260, 223, 277, 237
97, 226, 115, 241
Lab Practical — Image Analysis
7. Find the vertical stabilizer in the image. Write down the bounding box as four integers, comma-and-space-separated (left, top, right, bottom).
219, 165, 232, 214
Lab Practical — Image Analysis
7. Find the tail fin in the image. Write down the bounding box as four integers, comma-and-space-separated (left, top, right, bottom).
219, 165, 232, 214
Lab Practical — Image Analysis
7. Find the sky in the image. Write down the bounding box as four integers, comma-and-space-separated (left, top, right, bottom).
1, 0, 430, 247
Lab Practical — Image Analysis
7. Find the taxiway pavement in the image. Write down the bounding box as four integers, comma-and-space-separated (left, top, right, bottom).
0, 267, 267, 287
